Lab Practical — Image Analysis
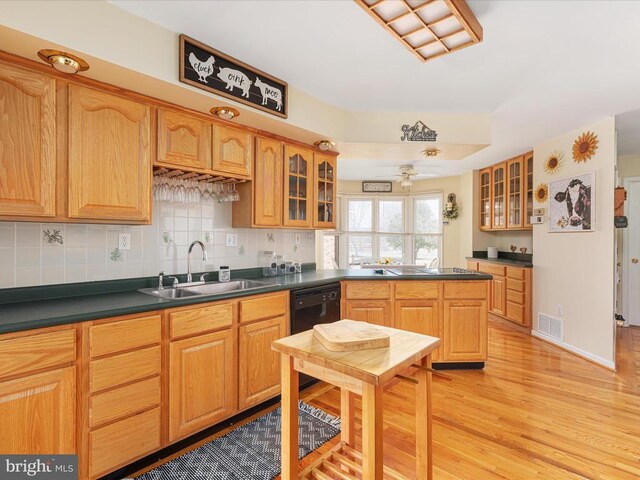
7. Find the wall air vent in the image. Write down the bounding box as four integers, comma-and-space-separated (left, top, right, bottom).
537, 313, 564, 342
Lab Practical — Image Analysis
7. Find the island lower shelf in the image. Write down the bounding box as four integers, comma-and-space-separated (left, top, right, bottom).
341, 279, 489, 366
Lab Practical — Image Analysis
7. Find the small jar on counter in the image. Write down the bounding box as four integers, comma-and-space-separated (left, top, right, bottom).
219, 266, 231, 282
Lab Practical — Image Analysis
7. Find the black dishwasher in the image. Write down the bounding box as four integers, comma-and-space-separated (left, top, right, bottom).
290, 282, 341, 388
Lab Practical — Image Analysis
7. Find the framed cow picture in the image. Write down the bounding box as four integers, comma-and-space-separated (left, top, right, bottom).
548, 172, 595, 232
179, 35, 288, 118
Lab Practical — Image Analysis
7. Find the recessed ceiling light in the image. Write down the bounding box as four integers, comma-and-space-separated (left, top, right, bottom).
210, 107, 240, 120
314, 140, 335, 151
422, 148, 441, 157
37, 49, 89, 74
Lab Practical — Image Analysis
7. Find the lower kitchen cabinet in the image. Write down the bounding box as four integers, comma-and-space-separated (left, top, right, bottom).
0, 366, 76, 454
394, 299, 441, 361
491, 275, 507, 316
443, 300, 488, 361
238, 315, 287, 410
345, 300, 393, 327
169, 329, 236, 442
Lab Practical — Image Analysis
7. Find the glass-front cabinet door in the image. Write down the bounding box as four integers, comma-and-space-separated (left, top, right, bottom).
283, 145, 313, 227
313, 154, 336, 228
479, 167, 492, 230
491, 163, 506, 229
506, 155, 524, 228
523, 151, 534, 228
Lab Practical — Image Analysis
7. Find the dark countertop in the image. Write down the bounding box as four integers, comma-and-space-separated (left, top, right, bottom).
466, 257, 533, 268
0, 268, 492, 335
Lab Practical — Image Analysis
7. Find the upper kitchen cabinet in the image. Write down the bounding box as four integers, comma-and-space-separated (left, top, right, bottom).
506, 155, 524, 229
212, 124, 252, 178
0, 62, 56, 218
480, 151, 532, 231
479, 167, 491, 231
313, 153, 337, 229
284, 145, 314, 228
253, 136, 283, 226
156, 109, 212, 170
68, 85, 151, 222
523, 151, 534, 228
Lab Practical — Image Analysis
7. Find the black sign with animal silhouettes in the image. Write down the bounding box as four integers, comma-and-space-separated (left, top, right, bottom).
179, 35, 288, 118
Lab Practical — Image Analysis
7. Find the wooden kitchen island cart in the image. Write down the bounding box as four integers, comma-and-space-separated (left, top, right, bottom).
272, 321, 440, 480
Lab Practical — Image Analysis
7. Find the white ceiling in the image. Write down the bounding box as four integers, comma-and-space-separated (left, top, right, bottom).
110, 0, 640, 179
616, 109, 640, 156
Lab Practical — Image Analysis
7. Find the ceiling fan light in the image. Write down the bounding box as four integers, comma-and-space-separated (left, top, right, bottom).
401, 178, 413, 188
210, 107, 240, 120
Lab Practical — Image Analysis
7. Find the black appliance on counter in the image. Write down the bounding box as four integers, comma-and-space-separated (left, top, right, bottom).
290, 282, 341, 389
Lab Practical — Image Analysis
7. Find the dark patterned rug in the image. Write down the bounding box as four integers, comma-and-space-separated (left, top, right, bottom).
136, 401, 341, 480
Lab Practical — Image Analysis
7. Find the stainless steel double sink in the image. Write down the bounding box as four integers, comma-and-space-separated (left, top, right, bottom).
139, 279, 277, 300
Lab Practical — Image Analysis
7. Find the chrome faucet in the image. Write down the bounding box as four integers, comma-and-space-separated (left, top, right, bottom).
187, 241, 208, 283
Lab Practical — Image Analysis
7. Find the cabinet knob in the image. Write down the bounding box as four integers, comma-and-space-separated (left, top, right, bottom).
632, 258, 639, 264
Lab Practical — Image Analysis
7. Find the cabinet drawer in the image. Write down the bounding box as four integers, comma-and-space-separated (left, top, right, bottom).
90, 407, 161, 478
169, 302, 233, 338
478, 262, 506, 277
345, 281, 391, 300
506, 278, 525, 292
0, 329, 75, 379
394, 281, 439, 299
506, 267, 526, 280
90, 346, 161, 393
90, 376, 161, 429
506, 289, 525, 305
90, 315, 161, 357
506, 302, 526, 325
239, 292, 288, 323
443, 282, 488, 300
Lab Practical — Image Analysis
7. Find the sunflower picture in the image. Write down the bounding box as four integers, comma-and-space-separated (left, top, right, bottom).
572, 131, 598, 163
535, 183, 548, 203
544, 151, 563, 174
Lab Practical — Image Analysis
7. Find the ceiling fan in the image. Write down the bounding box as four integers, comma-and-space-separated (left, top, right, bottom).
392, 164, 430, 187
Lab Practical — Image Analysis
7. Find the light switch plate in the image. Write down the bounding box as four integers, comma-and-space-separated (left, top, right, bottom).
225, 234, 238, 247
294, 233, 301, 245
118, 233, 131, 250
530, 215, 545, 224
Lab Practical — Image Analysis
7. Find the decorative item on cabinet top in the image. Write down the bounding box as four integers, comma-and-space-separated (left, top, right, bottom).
153, 167, 244, 204
180, 35, 288, 119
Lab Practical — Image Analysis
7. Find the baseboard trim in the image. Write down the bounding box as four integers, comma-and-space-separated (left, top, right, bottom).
531, 330, 616, 371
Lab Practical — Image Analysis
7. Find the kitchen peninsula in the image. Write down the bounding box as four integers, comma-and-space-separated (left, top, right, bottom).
0, 266, 490, 479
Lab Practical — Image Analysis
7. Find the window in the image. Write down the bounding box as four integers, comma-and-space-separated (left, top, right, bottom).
323, 193, 443, 269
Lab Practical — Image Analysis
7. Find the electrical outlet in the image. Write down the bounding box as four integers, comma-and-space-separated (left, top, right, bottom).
294, 233, 301, 245
225, 234, 238, 247
118, 233, 131, 250
307, 232, 314, 242
557, 304, 564, 317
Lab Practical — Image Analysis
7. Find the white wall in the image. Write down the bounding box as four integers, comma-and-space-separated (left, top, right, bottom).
0, 202, 315, 289
532, 117, 616, 367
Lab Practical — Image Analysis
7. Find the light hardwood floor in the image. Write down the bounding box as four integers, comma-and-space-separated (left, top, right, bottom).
133, 321, 640, 479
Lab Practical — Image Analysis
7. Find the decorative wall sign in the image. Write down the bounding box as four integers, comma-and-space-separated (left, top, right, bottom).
548, 172, 595, 232
179, 35, 288, 118
362, 181, 392, 192
401, 121, 437, 142
572, 131, 598, 163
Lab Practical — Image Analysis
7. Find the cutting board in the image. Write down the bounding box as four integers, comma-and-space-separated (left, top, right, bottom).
313, 319, 390, 352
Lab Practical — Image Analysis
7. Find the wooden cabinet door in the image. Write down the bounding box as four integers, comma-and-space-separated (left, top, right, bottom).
490, 276, 507, 316
506, 156, 524, 228
0, 366, 75, 453
345, 300, 393, 327
68, 85, 151, 222
212, 124, 252, 177
254, 136, 283, 226
157, 109, 211, 170
443, 300, 487, 361
283, 145, 313, 227
313, 154, 336, 229
491, 163, 506, 230
169, 329, 236, 442
0, 62, 56, 217
239, 316, 287, 410
395, 300, 441, 361
523, 151, 534, 228
479, 167, 491, 230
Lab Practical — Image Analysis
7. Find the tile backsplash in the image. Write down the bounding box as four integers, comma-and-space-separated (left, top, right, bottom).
0, 202, 315, 289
